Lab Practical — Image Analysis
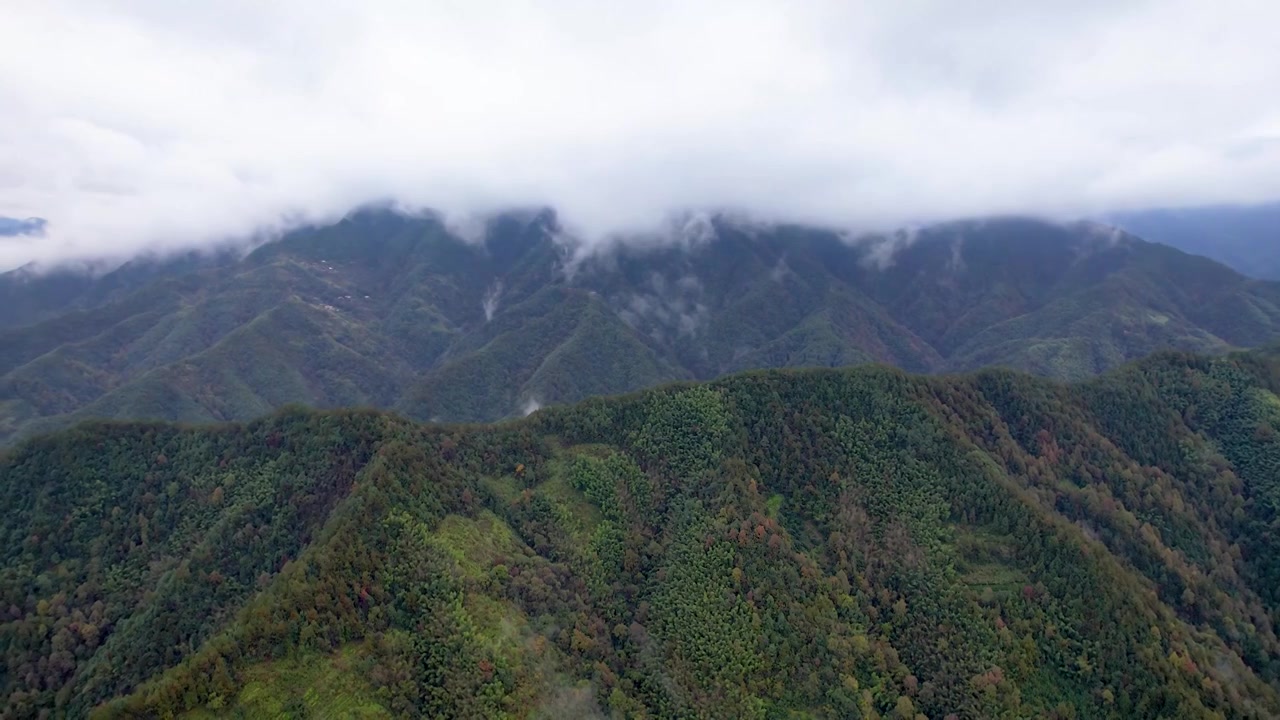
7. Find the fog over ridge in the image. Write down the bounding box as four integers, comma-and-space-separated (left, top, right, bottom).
2, 0, 1279, 270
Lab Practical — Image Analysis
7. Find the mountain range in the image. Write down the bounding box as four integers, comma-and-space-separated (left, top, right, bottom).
4, 209, 1280, 447
0, 217, 46, 237
3, 347, 1280, 717
1110, 204, 1280, 281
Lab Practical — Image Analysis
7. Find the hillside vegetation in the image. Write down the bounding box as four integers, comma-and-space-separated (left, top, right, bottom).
1110, 204, 1280, 281
4, 210, 1280, 445
4, 348, 1280, 718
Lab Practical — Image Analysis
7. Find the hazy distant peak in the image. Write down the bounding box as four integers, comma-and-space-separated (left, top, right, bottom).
0, 217, 46, 237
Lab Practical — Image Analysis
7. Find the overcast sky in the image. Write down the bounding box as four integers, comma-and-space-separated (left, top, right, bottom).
2, 0, 1279, 269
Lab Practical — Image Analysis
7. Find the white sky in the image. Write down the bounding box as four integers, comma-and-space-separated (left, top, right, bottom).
2, 0, 1280, 268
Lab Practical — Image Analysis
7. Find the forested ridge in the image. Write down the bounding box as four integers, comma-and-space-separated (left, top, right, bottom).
5, 209, 1280, 446
1110, 204, 1280, 281
4, 348, 1280, 718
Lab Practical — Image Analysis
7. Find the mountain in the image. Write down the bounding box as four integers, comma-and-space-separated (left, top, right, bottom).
3, 349, 1280, 718
1110, 204, 1280, 280
0, 217, 46, 237
0, 249, 237, 331
4, 209, 1280, 446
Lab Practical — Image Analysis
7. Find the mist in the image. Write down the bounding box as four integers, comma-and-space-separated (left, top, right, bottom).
3, 0, 1280, 270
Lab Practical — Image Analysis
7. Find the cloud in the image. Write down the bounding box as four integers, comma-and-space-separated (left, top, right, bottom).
849, 226, 922, 271
2, 0, 1280, 269
482, 280, 503, 322
520, 397, 542, 417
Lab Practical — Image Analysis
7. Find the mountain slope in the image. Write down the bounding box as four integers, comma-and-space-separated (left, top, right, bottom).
4, 350, 1280, 717
398, 286, 682, 422
0, 248, 239, 331
1110, 204, 1280, 280
4, 210, 1280, 445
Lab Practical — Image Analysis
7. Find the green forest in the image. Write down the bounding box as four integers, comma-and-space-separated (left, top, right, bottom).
4, 346, 1280, 718
6, 211, 1280, 447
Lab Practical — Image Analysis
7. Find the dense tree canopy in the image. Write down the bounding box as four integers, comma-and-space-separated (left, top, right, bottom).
3, 349, 1280, 717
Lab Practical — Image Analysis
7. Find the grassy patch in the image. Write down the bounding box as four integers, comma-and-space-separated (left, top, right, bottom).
182, 644, 389, 719
535, 460, 603, 539
953, 526, 1028, 598
430, 510, 523, 581
765, 493, 784, 519
482, 473, 523, 504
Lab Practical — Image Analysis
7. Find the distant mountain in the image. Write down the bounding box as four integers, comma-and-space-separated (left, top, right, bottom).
0, 216, 45, 236
1110, 203, 1280, 280
3, 209, 1280, 445
4, 349, 1280, 717
0, 249, 237, 331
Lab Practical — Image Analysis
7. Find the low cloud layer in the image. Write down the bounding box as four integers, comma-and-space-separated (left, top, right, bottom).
3, 0, 1280, 269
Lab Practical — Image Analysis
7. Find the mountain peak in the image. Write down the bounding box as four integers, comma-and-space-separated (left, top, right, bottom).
2, 211, 1278, 445
0, 216, 46, 237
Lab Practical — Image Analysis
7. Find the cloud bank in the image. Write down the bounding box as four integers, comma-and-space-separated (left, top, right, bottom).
2, 0, 1280, 269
